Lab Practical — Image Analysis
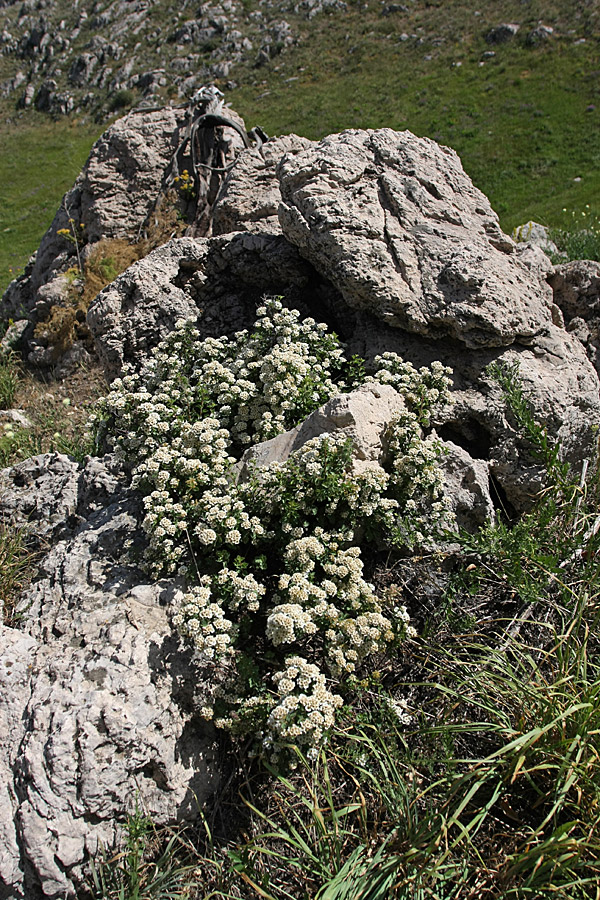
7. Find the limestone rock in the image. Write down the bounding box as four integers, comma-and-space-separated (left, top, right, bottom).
277, 129, 552, 348
1, 95, 248, 368
239, 382, 408, 477
1, 108, 187, 321
549, 260, 600, 376
485, 23, 520, 44
0, 457, 219, 900
549, 259, 600, 321
0, 452, 122, 545
526, 24, 553, 45
437, 439, 495, 530
512, 220, 558, 257
213, 134, 312, 236
87, 232, 327, 380
0, 318, 27, 351
0, 409, 32, 428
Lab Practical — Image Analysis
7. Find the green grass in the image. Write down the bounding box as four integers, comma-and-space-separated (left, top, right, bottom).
0, 116, 103, 294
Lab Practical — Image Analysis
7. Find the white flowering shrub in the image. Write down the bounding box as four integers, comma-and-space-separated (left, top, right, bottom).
95, 297, 454, 762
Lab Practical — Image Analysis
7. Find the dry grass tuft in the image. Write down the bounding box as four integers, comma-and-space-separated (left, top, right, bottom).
33, 191, 187, 360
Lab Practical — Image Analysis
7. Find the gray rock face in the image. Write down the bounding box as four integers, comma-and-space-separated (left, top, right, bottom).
512, 220, 558, 257
213, 134, 312, 236
240, 382, 408, 477
0, 456, 219, 900
87, 231, 329, 379
485, 23, 520, 44
277, 129, 552, 348
0, 452, 121, 544
549, 260, 600, 376
2, 107, 186, 321
86, 126, 600, 511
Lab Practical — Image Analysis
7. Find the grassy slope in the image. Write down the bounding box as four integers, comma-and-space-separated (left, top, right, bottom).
230, 0, 600, 229
0, 117, 103, 294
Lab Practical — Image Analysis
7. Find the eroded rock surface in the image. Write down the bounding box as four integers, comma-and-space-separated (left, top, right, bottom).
88, 231, 334, 379
1, 94, 248, 369
212, 134, 312, 236
549, 260, 600, 376
277, 129, 552, 348
0, 456, 219, 900
3, 121, 600, 899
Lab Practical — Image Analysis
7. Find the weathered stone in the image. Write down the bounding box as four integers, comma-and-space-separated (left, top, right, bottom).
239, 382, 408, 478
437, 439, 495, 530
0, 452, 122, 544
1, 95, 248, 368
526, 24, 553, 45
549, 259, 600, 321
485, 23, 520, 44
277, 129, 553, 348
0, 457, 219, 899
0, 408, 32, 428
86, 125, 600, 510
0, 318, 28, 351
512, 220, 558, 257
212, 134, 312, 236
549, 260, 600, 376
87, 231, 327, 379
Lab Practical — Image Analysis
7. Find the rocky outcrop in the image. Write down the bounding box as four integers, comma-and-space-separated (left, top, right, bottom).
3, 116, 600, 898
0, 0, 343, 117
485, 23, 520, 44
277, 129, 550, 348
212, 134, 312, 236
86, 127, 600, 511
0, 455, 219, 899
87, 231, 328, 380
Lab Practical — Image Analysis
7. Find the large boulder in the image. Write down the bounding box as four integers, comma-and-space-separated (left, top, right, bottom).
277, 129, 551, 348
3, 119, 600, 898
87, 231, 339, 380
0, 455, 219, 900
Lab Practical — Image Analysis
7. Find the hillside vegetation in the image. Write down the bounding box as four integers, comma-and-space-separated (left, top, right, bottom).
1, 0, 599, 291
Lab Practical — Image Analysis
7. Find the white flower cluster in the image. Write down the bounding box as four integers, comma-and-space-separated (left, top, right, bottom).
384, 695, 412, 726
267, 531, 412, 679
265, 656, 344, 761
94, 298, 456, 762
172, 579, 235, 660
384, 412, 455, 547
368, 353, 453, 427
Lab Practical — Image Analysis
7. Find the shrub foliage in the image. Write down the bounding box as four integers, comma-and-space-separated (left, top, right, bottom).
95, 298, 453, 760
